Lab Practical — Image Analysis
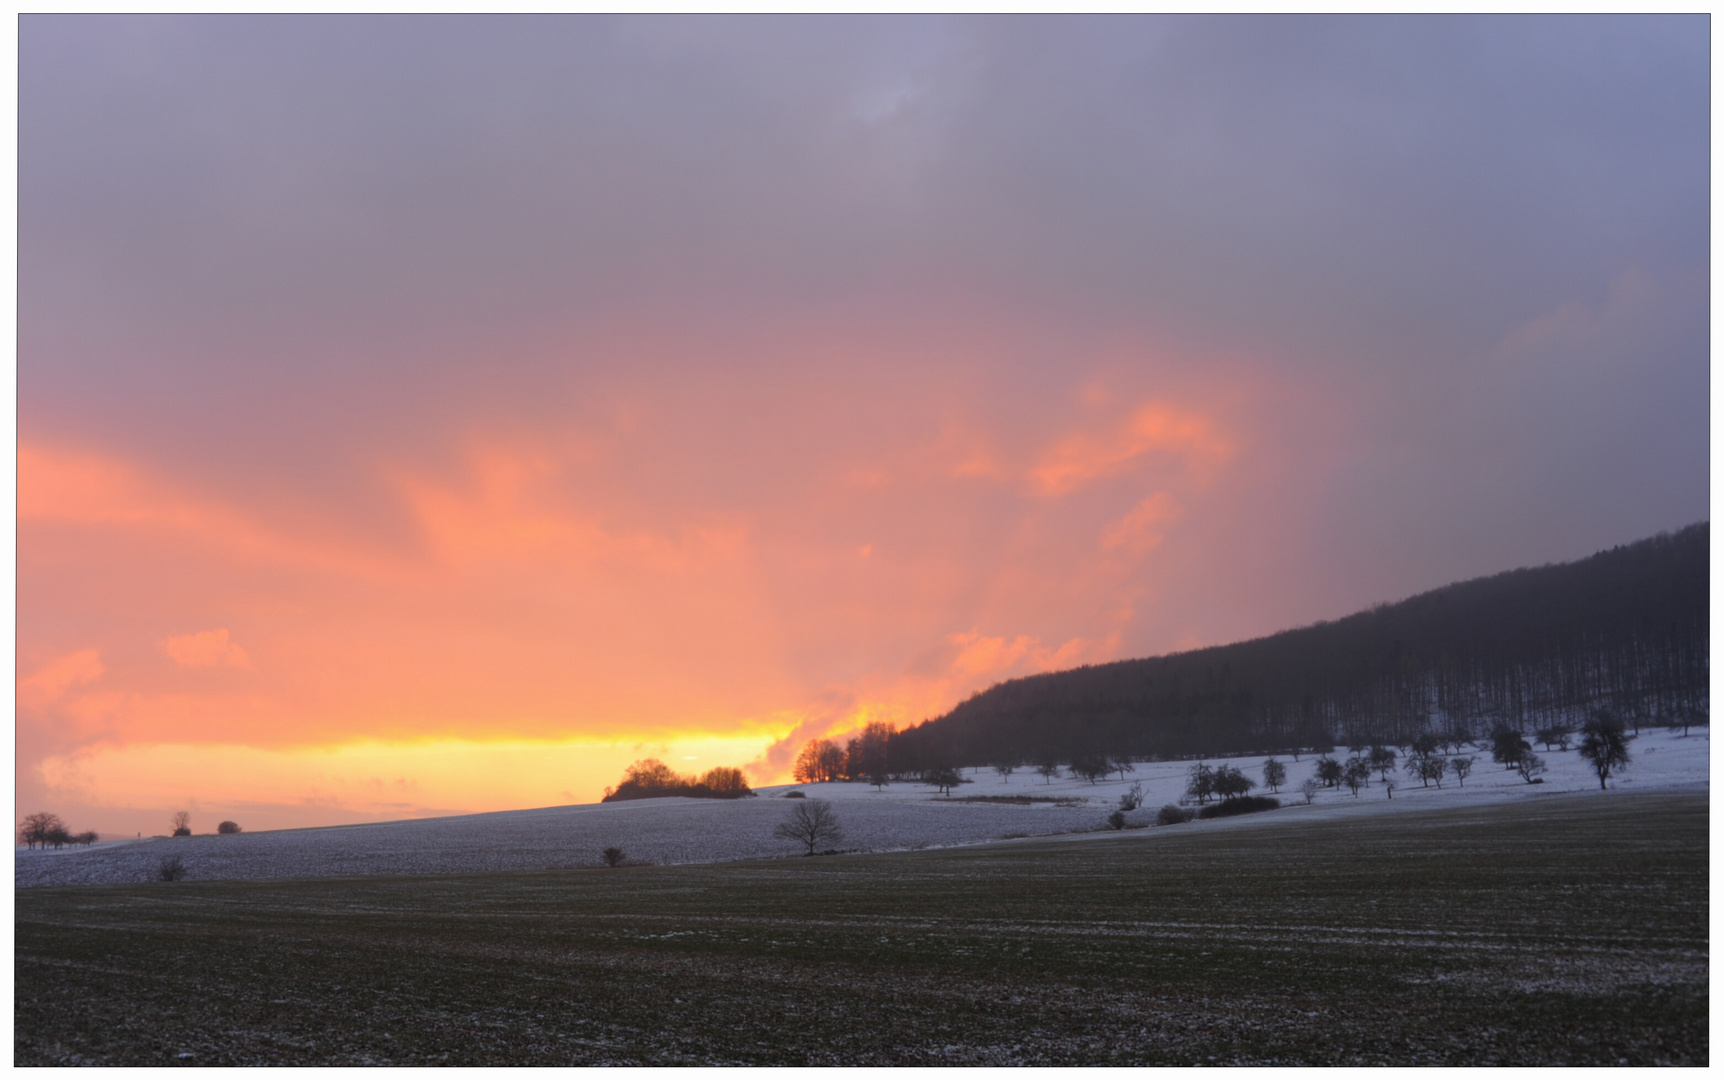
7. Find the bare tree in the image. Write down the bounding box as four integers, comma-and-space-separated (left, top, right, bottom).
1578, 713, 1634, 790
1261, 758, 1286, 794
1035, 761, 1060, 785
1450, 756, 1474, 787
171, 811, 192, 837
19, 812, 64, 850
774, 799, 843, 856
1514, 750, 1546, 784
1299, 778, 1320, 804
992, 762, 1016, 783
601, 846, 625, 868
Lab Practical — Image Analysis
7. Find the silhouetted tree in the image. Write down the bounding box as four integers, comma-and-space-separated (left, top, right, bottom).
1068, 758, 1110, 785
1118, 782, 1144, 811
1535, 726, 1572, 752
216, 821, 242, 835
1343, 758, 1369, 797
1450, 755, 1474, 787
774, 799, 843, 855
1578, 712, 1634, 790
1035, 761, 1060, 784
1212, 765, 1254, 801
922, 765, 964, 796
1186, 763, 1215, 805
1369, 746, 1397, 781
993, 762, 1016, 783
601, 846, 625, 867
19, 812, 64, 850
1299, 778, 1320, 804
1314, 757, 1343, 789
1489, 727, 1530, 771
1262, 758, 1286, 794
171, 811, 191, 837
1107, 755, 1136, 781
1514, 750, 1546, 784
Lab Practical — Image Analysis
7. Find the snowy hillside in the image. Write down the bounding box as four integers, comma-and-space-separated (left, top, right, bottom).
16, 727, 1707, 888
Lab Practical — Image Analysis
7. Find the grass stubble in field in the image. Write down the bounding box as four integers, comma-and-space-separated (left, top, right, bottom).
15, 791, 1706, 1065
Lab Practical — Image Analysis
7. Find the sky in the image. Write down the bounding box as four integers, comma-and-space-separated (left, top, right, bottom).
18, 15, 1710, 837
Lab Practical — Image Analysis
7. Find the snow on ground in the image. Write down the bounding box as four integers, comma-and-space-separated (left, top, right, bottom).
16, 728, 1708, 887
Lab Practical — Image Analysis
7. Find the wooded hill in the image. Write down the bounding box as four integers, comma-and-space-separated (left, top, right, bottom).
887, 523, 1708, 771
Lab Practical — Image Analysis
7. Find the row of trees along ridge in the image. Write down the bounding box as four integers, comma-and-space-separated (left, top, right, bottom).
804, 524, 1706, 776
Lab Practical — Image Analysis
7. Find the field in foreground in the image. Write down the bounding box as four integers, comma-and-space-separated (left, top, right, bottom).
16, 791, 1706, 1066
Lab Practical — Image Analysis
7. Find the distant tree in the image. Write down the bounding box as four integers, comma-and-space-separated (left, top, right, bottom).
821, 739, 851, 781
1410, 733, 1441, 760
171, 811, 192, 837
601, 846, 625, 868
156, 856, 187, 882
1342, 758, 1370, 797
19, 812, 64, 850
1406, 756, 1445, 788
1449, 756, 1474, 787
1117, 782, 1144, 812
774, 799, 843, 856
992, 762, 1016, 783
216, 821, 242, 835
73, 830, 98, 846
1299, 778, 1321, 805
1577, 713, 1634, 791
1489, 726, 1530, 770
1513, 750, 1546, 784
1107, 755, 1136, 781
698, 767, 753, 798
1535, 726, 1572, 752
45, 825, 71, 849
1368, 746, 1397, 781
794, 741, 835, 784
1212, 765, 1254, 801
1261, 758, 1286, 794
843, 722, 893, 781
1068, 758, 1110, 785
868, 769, 889, 792
1382, 777, 1396, 799
1035, 761, 1061, 785
922, 765, 964, 796
1314, 757, 1343, 789
1185, 763, 1216, 805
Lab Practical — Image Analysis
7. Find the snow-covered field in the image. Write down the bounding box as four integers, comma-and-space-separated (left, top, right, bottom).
16, 728, 1708, 887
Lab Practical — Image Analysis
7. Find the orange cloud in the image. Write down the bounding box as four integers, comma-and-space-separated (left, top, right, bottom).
163, 628, 253, 669
19, 649, 105, 708
1100, 492, 1183, 556
1029, 401, 1234, 496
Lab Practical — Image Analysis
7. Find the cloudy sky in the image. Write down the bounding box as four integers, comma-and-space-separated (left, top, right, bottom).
19, 15, 1708, 835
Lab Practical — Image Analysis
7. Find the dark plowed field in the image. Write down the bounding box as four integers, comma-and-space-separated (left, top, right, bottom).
16, 791, 1706, 1065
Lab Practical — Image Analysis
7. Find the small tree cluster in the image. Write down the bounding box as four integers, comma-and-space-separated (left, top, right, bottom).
602, 760, 756, 802
18, 812, 98, 849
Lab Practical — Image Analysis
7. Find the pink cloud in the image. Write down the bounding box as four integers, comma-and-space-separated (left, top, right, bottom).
163, 629, 253, 669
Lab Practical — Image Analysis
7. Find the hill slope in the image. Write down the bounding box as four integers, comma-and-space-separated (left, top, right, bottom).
887, 524, 1707, 769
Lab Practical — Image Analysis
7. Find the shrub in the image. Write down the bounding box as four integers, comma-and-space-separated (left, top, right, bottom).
1197, 795, 1279, 819
783, 790, 806, 798
216, 821, 242, 835
1106, 810, 1127, 830
156, 856, 187, 882
601, 846, 625, 868
1156, 804, 1194, 826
